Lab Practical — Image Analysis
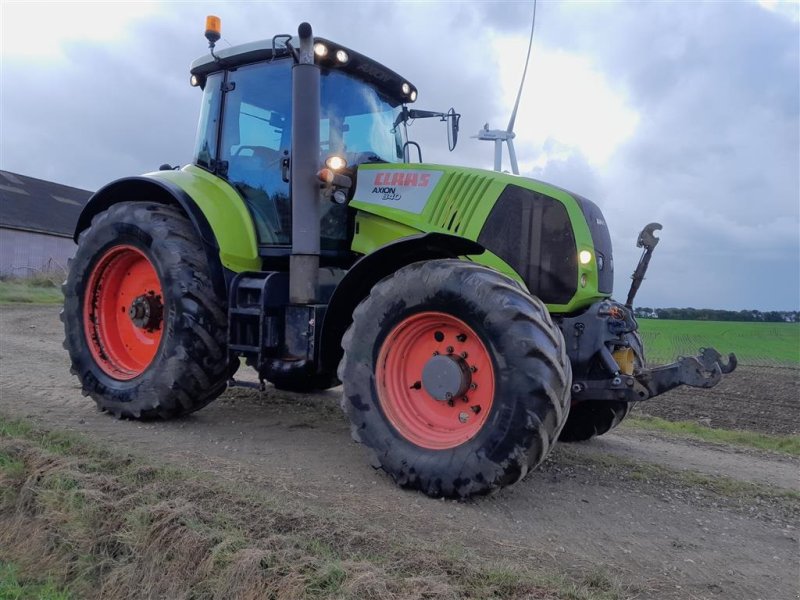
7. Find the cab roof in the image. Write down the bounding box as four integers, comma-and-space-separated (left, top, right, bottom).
190, 37, 417, 105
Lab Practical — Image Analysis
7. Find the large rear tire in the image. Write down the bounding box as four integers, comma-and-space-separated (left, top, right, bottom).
62, 202, 235, 419
339, 259, 571, 498
558, 331, 645, 442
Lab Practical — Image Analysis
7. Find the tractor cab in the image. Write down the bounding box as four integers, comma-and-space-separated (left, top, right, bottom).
189, 37, 413, 257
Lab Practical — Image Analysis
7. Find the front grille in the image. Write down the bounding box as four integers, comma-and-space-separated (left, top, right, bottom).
573, 194, 613, 294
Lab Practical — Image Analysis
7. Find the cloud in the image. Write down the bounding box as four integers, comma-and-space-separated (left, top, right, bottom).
1, 1, 797, 310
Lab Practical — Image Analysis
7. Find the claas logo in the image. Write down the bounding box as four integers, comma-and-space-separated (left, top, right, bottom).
373, 172, 431, 187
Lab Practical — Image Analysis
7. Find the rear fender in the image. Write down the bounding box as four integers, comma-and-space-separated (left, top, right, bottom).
75, 166, 261, 298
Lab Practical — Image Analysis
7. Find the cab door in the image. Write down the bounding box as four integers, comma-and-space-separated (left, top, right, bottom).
219, 60, 293, 246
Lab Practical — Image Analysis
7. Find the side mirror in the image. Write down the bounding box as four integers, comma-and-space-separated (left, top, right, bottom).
446, 107, 460, 151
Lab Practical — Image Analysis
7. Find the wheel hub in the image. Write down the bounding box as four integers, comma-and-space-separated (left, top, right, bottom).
375, 311, 495, 450
128, 292, 163, 332
421, 354, 471, 401
83, 245, 164, 380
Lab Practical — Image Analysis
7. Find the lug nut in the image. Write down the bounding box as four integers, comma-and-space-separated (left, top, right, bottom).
446, 346, 454, 354
460, 351, 468, 359
458, 412, 469, 423
456, 333, 467, 342
469, 383, 477, 390
432, 351, 439, 356
470, 366, 478, 373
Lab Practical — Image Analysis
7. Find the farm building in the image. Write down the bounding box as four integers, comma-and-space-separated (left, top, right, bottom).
0, 170, 91, 278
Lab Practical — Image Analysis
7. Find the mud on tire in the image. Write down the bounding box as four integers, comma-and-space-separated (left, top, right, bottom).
62, 202, 235, 419
338, 259, 572, 498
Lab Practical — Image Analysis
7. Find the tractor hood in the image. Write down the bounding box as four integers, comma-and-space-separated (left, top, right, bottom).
349, 163, 613, 313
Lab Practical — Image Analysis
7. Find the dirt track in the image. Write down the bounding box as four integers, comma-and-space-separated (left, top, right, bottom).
1, 305, 798, 600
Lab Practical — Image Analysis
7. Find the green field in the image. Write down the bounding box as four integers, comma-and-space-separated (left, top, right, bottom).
637, 319, 800, 367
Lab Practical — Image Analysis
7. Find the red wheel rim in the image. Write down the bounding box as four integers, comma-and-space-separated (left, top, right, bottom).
83, 245, 164, 380
376, 312, 495, 450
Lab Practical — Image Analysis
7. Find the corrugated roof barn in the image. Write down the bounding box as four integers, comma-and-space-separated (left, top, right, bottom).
0, 170, 92, 277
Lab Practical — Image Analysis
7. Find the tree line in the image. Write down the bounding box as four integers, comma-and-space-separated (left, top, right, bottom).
633, 307, 799, 323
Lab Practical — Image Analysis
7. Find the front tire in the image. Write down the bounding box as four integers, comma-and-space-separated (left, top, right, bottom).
339, 260, 571, 498
62, 202, 235, 419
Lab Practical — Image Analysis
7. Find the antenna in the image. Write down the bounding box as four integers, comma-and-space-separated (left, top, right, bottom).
475, 0, 537, 175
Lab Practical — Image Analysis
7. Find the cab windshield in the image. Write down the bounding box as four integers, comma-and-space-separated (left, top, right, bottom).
321, 69, 403, 164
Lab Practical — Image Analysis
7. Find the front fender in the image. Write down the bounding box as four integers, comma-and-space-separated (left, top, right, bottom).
319, 232, 484, 374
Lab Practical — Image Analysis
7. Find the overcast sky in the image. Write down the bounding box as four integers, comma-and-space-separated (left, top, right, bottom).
1, 0, 798, 310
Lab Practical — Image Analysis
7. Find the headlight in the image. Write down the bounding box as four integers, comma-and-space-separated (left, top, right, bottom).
579, 250, 592, 265
325, 155, 347, 171
314, 43, 328, 57
335, 49, 349, 64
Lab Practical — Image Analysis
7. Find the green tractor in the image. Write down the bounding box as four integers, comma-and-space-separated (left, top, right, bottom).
62, 20, 736, 498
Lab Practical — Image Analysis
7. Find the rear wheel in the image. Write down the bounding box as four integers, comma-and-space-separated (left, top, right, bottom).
62, 202, 235, 419
339, 259, 571, 498
558, 331, 645, 442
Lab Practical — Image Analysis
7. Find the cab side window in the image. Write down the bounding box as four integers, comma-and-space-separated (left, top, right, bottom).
221, 61, 292, 245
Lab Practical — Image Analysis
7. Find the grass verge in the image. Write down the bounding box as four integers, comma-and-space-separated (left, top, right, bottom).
622, 415, 800, 456
0, 415, 626, 600
0, 277, 63, 304
0, 561, 71, 600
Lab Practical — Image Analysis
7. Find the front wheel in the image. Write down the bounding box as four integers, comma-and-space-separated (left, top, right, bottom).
62, 202, 235, 419
339, 260, 571, 498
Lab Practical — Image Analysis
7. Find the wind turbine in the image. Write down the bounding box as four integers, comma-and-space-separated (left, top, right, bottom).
475, 0, 537, 175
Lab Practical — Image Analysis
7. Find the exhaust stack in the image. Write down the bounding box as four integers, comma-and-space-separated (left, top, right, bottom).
289, 22, 321, 304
